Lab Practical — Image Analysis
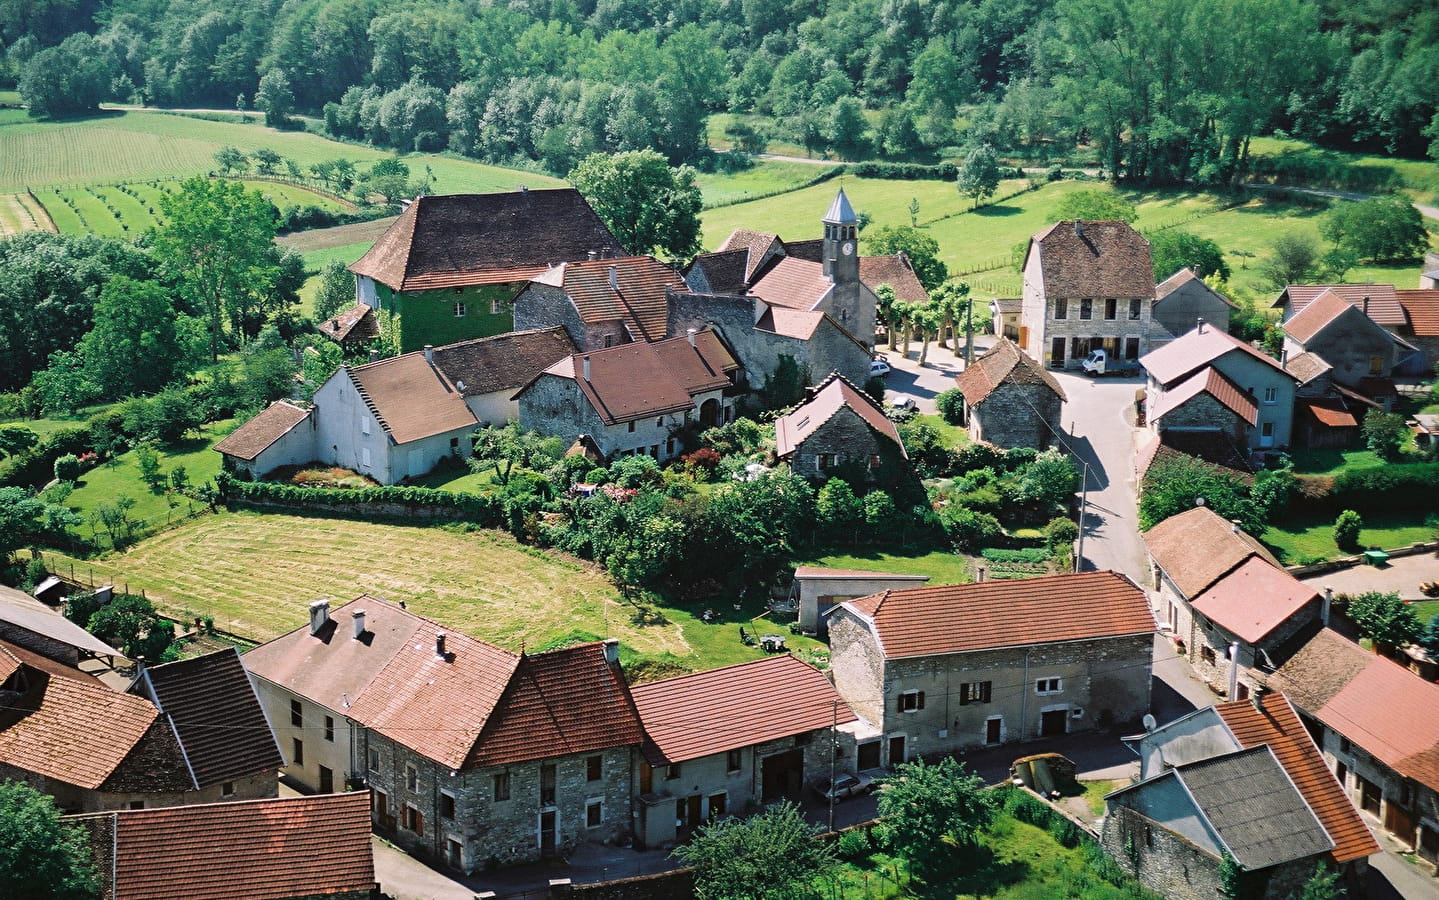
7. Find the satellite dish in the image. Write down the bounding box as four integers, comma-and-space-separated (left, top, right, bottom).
1142, 714, 1158, 732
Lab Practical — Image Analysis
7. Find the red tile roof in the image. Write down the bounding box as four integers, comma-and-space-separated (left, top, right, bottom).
1027, 221, 1154, 299
316, 303, 379, 343
859, 254, 928, 304
1142, 506, 1279, 599
1190, 557, 1318, 644
631, 655, 856, 765
1299, 397, 1359, 429
1155, 268, 1238, 308
1140, 323, 1291, 387
529, 256, 687, 343
842, 571, 1152, 659
750, 257, 833, 311
213, 401, 312, 462
1272, 629, 1439, 792
1283, 289, 1414, 350
1149, 366, 1258, 426
349, 190, 621, 291
347, 353, 477, 444
87, 792, 375, 900
956, 338, 1067, 406
1275, 284, 1405, 327
774, 373, 906, 460
1396, 289, 1439, 336
1215, 693, 1379, 863
755, 306, 825, 340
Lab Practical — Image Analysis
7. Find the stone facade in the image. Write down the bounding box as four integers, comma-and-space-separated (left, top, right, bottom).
514, 282, 630, 352
827, 609, 1152, 765
785, 406, 907, 484
1144, 350, 1295, 450
1283, 314, 1406, 389
1311, 723, 1439, 868
1021, 252, 1167, 369
0, 623, 79, 666
1150, 392, 1249, 446
967, 382, 1063, 450
517, 373, 727, 462
1152, 276, 1233, 342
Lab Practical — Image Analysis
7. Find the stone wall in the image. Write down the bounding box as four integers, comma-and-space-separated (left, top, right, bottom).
516, 284, 631, 352
1021, 250, 1164, 368
1153, 280, 1232, 339
0, 623, 79, 666
518, 373, 719, 461
1153, 392, 1248, 445
786, 410, 887, 480
562, 868, 695, 899
970, 382, 1062, 450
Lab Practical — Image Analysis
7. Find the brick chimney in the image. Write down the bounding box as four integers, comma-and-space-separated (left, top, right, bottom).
975, 566, 987, 583
352, 610, 366, 640
1196, 317, 1206, 334
309, 600, 330, 636
435, 633, 448, 660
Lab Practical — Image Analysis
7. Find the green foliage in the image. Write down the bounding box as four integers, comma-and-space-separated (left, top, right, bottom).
569, 150, 703, 261
862, 489, 896, 528
77, 276, 188, 400
1346, 590, 1422, 647
760, 355, 810, 410
18, 33, 112, 118
671, 801, 836, 900
312, 261, 357, 324
1361, 409, 1407, 460
470, 424, 562, 486
216, 472, 503, 523
935, 388, 965, 425
700, 418, 765, 457
940, 505, 1003, 551
981, 547, 1051, 563
1327, 462, 1439, 513
956, 143, 1001, 209
864, 225, 948, 290
877, 758, 996, 871
83, 592, 177, 662
1294, 862, 1344, 900
0, 779, 100, 900
0, 426, 39, 459
1139, 453, 1262, 533
1044, 516, 1080, 551
134, 442, 163, 490
1260, 232, 1323, 290
1011, 449, 1079, 508
52, 454, 80, 484
1149, 230, 1230, 281
1321, 195, 1429, 263
1332, 509, 1363, 551
817, 478, 863, 536
1055, 190, 1138, 223
1420, 614, 1439, 657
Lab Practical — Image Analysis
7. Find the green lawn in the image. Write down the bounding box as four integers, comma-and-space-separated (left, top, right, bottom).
1262, 510, 1436, 564
1287, 447, 1386, 476
1248, 136, 1439, 197
911, 413, 968, 449
1412, 600, 1439, 623
803, 546, 974, 585
695, 160, 837, 209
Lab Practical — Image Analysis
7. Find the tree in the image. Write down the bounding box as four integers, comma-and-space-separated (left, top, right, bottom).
0, 779, 100, 900
152, 177, 284, 361
213, 146, 248, 175
671, 801, 836, 900
0, 425, 38, 459
1362, 409, 1407, 460
18, 33, 113, 118
877, 758, 996, 872
86, 592, 176, 661
1260, 232, 1322, 289
935, 388, 965, 425
1294, 863, 1344, 900
1012, 449, 1079, 508
817, 478, 863, 539
1139, 453, 1263, 533
865, 225, 948, 291
826, 96, 872, 161
77, 276, 186, 400
1345, 590, 1422, 648
1322, 195, 1428, 263
956, 143, 1001, 209
312, 261, 356, 323
469, 424, 559, 486
1055, 189, 1138, 223
1150, 230, 1231, 281
0, 488, 46, 564
254, 68, 294, 128
1420, 614, 1439, 657
1333, 509, 1363, 552
251, 148, 282, 176
570, 150, 703, 261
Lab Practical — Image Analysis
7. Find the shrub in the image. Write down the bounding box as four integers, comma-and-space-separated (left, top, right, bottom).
1333, 509, 1362, 551
1346, 590, 1422, 646
940, 506, 1002, 551
1362, 409, 1408, 460
835, 828, 873, 861
980, 547, 1051, 563
52, 454, 81, 483
1043, 516, 1080, 551
953, 442, 1005, 474
935, 388, 965, 425
1330, 462, 1439, 513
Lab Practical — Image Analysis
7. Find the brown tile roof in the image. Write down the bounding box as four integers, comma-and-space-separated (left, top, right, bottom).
955, 338, 1066, 406
213, 401, 312, 462
1396, 289, 1439, 336
349, 190, 621, 291
1191, 557, 1318, 644
1275, 284, 1405, 327
1149, 366, 1257, 426
528, 256, 688, 343
430, 327, 576, 397
347, 353, 477, 444
83, 792, 375, 900
470, 641, 644, 769
1026, 221, 1154, 299
1140, 323, 1291, 386
1283, 289, 1357, 345
1299, 397, 1359, 429
1155, 267, 1238, 308
316, 303, 378, 343
534, 330, 738, 426
716, 228, 783, 283
631, 655, 856, 765
774, 373, 906, 460
750, 257, 833, 311
1215, 693, 1379, 863
783, 238, 823, 263
755, 305, 824, 340
843, 571, 1152, 659
686, 249, 750, 294
1285, 351, 1332, 386
1272, 629, 1439, 792
1142, 506, 1279, 599
137, 649, 283, 788
860, 254, 928, 303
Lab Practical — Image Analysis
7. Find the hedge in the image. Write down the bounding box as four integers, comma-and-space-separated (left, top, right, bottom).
850, 161, 959, 181
217, 472, 503, 523
1320, 462, 1439, 514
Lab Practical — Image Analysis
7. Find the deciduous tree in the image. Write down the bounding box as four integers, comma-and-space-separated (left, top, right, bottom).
1346, 590, 1422, 647
671, 801, 836, 900
0, 779, 100, 900
865, 225, 948, 290
1322, 195, 1429, 263
1149, 230, 1230, 280
1055, 189, 1138, 223
77, 276, 186, 399
877, 758, 995, 872
569, 149, 702, 261
956, 143, 1001, 209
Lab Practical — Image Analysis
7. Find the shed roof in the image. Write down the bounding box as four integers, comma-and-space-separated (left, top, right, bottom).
1396, 289, 1439, 336
956, 338, 1067, 406
774, 373, 906, 460
1025, 221, 1154, 299
316, 302, 379, 343
1285, 351, 1332, 386
213, 401, 312, 463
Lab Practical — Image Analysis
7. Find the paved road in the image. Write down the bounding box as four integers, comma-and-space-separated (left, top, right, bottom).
1299, 552, 1439, 602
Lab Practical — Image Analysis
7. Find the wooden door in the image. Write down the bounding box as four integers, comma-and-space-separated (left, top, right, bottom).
887, 735, 906, 766
687, 795, 703, 828
639, 762, 652, 794
985, 718, 1002, 745
540, 810, 558, 856
1385, 802, 1416, 845
1041, 709, 1068, 737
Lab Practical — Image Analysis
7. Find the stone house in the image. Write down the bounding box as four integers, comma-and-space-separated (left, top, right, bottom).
1285, 351, 1378, 449
514, 328, 741, 462
0, 583, 121, 666
513, 256, 689, 351
217, 329, 575, 483
244, 597, 646, 872
1019, 220, 1168, 369
69, 792, 377, 900
954, 338, 1066, 449
1142, 506, 1320, 698
0, 641, 281, 813
1140, 321, 1298, 451
773, 373, 909, 482
1271, 628, 1439, 867
629, 655, 859, 848
826, 571, 1154, 767
1282, 289, 1414, 391
1103, 744, 1337, 900
790, 566, 929, 635
1151, 268, 1236, 343
349, 188, 621, 352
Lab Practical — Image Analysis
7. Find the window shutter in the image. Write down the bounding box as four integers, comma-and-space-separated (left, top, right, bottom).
981, 681, 992, 703
916, 691, 925, 710
415, 810, 424, 837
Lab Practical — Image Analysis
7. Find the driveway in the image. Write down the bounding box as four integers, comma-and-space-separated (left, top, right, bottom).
880, 334, 995, 413
1298, 552, 1439, 602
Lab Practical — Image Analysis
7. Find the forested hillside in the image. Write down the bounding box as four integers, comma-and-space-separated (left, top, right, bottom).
1, 0, 1436, 181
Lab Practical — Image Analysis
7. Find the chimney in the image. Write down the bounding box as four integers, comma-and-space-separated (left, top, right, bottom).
1231, 519, 1242, 534
1196, 317, 1206, 334
976, 566, 986, 583
519, 184, 528, 194
582, 355, 591, 382
435, 633, 448, 660
1073, 220, 1083, 237
352, 610, 366, 640
608, 266, 619, 291
603, 637, 620, 665
309, 600, 330, 636
1228, 642, 1241, 701
1363, 295, 1370, 316
1280, 349, 1288, 369
368, 348, 379, 363
1322, 587, 1333, 627
687, 328, 697, 348
587, 250, 598, 261
1250, 677, 1269, 710
424, 344, 434, 364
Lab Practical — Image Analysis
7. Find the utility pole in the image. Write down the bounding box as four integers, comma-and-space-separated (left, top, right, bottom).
1074, 458, 1089, 573
964, 298, 975, 366
828, 699, 838, 835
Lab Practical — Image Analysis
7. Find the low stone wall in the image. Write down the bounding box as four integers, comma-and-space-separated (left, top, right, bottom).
557, 868, 695, 899
1286, 540, 1439, 577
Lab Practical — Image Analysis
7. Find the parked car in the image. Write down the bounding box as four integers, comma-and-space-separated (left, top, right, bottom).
811, 772, 874, 803
869, 358, 892, 377
889, 394, 917, 412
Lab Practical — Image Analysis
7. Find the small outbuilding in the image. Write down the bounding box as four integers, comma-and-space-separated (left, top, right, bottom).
955, 338, 1066, 449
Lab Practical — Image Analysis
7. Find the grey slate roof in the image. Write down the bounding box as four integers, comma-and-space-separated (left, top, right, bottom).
1178, 746, 1333, 869
0, 584, 122, 658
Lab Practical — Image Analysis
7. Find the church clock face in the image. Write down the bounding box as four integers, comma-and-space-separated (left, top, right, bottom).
841, 241, 855, 256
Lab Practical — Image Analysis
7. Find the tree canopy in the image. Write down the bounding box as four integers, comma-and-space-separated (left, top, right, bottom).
1321, 195, 1429, 263
864, 225, 948, 291
570, 150, 703, 262
1150, 230, 1231, 281
1054, 190, 1138, 224
0, 780, 100, 900
877, 757, 996, 873
670, 801, 836, 900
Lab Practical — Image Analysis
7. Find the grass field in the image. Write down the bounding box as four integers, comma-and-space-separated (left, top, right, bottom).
802, 546, 975, 585
0, 191, 51, 235
1263, 511, 1435, 564
1288, 447, 1386, 476
1249, 136, 1439, 197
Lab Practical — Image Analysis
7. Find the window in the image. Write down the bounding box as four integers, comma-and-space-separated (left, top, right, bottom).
1104, 298, 1117, 320
1080, 299, 1093, 320
405, 764, 419, 792
491, 297, 503, 315
1036, 677, 1063, 694
1200, 645, 1216, 665
292, 738, 304, 765
665, 763, 681, 780
360, 415, 371, 436
1370, 355, 1385, 375
319, 765, 334, 793
587, 755, 602, 782
129, 801, 145, 810
656, 417, 664, 427
586, 800, 603, 828
439, 791, 456, 820
709, 793, 727, 819
1129, 299, 1142, 320
819, 453, 837, 469
290, 699, 302, 727
541, 764, 557, 804
897, 690, 925, 712
603, 334, 615, 348
666, 438, 675, 456
869, 454, 882, 470
454, 302, 467, 318
447, 838, 463, 869
450, 437, 460, 450
959, 681, 992, 705
493, 772, 510, 802
1262, 422, 1274, 438
1263, 387, 1277, 404
360, 447, 371, 468
726, 749, 743, 773
1339, 737, 1351, 755
627, 421, 636, 433
324, 715, 334, 742
221, 781, 234, 796
404, 804, 424, 836
368, 748, 380, 773
1054, 298, 1068, 320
